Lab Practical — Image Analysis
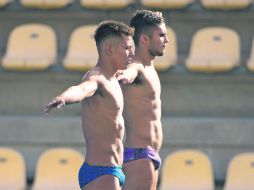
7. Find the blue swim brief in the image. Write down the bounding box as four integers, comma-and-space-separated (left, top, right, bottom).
78, 162, 125, 189
124, 147, 161, 170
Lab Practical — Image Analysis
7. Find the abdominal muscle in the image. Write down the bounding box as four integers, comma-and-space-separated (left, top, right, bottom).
81, 103, 125, 167
124, 104, 163, 150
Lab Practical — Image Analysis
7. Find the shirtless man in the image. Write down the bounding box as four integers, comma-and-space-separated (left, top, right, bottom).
116, 10, 168, 190
44, 20, 134, 190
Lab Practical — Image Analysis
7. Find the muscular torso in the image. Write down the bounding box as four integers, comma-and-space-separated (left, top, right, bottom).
122, 65, 163, 150
81, 73, 124, 166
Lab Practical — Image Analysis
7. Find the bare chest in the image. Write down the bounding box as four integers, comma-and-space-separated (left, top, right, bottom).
140, 68, 161, 97
98, 78, 123, 109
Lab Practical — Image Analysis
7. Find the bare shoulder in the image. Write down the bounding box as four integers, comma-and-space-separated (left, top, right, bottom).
82, 67, 104, 83
127, 62, 145, 79
128, 62, 144, 71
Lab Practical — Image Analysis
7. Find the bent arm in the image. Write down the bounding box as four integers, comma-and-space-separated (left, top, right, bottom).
116, 63, 143, 85
44, 80, 97, 114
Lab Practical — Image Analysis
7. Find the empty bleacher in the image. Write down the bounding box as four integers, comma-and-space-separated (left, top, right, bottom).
141, 0, 194, 9
0, 0, 12, 7
63, 25, 98, 71
160, 149, 215, 190
1, 146, 254, 189
186, 27, 240, 73
0, 0, 254, 189
20, 0, 74, 9
223, 152, 254, 190
0, 147, 26, 190
32, 148, 84, 190
2, 23, 57, 71
201, 0, 253, 10
80, 0, 134, 9
247, 36, 254, 71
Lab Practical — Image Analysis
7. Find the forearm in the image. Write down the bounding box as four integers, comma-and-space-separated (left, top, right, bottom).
44, 81, 97, 114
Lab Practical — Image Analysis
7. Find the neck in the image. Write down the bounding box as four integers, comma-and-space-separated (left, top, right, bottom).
134, 47, 155, 67
96, 57, 116, 79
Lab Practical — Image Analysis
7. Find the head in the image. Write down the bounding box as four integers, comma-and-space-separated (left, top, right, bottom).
94, 20, 135, 70
130, 10, 168, 57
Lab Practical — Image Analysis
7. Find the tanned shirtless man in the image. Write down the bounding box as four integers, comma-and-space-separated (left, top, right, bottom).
44, 20, 134, 190
116, 10, 168, 190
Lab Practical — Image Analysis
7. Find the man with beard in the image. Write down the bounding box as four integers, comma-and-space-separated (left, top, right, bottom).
116, 10, 168, 190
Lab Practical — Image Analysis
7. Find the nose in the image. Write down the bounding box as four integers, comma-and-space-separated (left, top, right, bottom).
165, 35, 169, 44
130, 47, 135, 57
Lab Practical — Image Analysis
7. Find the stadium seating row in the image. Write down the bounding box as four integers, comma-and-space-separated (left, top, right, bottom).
0, 147, 84, 190
160, 149, 254, 190
1, 147, 254, 190
0, 0, 254, 10
1, 23, 254, 73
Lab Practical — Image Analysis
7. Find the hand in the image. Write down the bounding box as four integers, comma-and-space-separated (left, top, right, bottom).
115, 70, 132, 85
44, 96, 65, 114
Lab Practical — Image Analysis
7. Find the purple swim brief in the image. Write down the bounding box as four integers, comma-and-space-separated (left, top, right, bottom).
123, 147, 161, 170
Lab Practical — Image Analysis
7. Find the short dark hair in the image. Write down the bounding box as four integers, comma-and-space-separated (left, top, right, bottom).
130, 10, 165, 46
94, 20, 134, 50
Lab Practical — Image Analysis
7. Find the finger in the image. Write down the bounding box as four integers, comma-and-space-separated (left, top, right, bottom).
116, 76, 122, 81
57, 100, 65, 109
116, 74, 125, 80
48, 100, 59, 107
115, 70, 123, 77
44, 100, 58, 113
57, 103, 63, 109
44, 110, 51, 116
44, 106, 51, 114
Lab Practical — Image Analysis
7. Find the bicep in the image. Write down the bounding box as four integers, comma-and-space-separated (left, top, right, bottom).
78, 80, 98, 98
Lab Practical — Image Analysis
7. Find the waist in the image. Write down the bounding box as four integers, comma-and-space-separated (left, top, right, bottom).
124, 138, 162, 150
85, 143, 124, 166
125, 127, 163, 149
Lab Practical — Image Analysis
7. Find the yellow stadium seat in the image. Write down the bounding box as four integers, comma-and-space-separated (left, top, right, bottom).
247, 37, 254, 72
0, 0, 12, 7
201, 0, 252, 10
20, 0, 73, 9
0, 147, 26, 190
80, 0, 132, 9
2, 23, 57, 71
160, 149, 214, 190
224, 153, 254, 190
63, 25, 98, 71
154, 26, 177, 71
201, 0, 225, 9
225, 0, 253, 9
32, 148, 84, 190
186, 27, 240, 73
141, 0, 194, 9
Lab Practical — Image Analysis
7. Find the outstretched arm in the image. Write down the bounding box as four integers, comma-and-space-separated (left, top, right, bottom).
115, 63, 143, 85
44, 80, 98, 114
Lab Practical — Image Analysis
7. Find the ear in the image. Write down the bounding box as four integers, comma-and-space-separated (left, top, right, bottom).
140, 34, 150, 46
105, 43, 113, 56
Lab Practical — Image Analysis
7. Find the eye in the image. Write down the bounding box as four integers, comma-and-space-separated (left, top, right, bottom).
126, 45, 131, 50
160, 33, 166, 37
